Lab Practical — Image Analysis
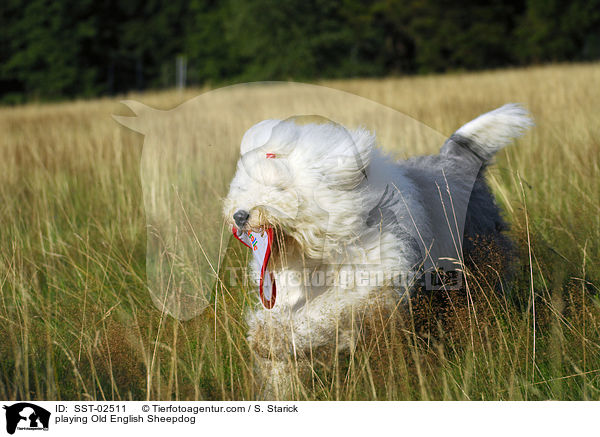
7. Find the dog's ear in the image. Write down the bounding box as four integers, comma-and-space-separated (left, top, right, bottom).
318, 126, 373, 190
350, 126, 374, 171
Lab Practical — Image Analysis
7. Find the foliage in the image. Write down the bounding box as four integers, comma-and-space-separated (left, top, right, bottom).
1, 0, 600, 102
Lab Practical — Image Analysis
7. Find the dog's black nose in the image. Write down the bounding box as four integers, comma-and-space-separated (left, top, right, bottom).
233, 210, 250, 229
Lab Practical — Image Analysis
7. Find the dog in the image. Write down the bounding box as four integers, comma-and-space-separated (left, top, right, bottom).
223, 104, 533, 398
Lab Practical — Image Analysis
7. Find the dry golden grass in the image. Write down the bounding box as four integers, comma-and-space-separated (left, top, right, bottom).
0, 63, 599, 400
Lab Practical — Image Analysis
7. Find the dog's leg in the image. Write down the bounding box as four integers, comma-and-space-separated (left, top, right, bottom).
253, 355, 297, 400
248, 315, 302, 400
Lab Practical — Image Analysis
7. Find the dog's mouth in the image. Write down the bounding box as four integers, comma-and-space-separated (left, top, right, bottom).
231, 223, 289, 262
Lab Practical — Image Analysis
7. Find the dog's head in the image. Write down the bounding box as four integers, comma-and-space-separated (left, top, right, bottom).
223, 116, 375, 260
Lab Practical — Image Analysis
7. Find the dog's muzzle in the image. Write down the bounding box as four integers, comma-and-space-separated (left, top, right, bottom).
233, 209, 250, 229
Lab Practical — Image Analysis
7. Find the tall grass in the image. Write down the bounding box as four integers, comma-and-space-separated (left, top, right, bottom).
0, 63, 599, 400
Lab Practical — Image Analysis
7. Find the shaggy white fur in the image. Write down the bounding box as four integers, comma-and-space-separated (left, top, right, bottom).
454, 104, 534, 160
223, 105, 533, 398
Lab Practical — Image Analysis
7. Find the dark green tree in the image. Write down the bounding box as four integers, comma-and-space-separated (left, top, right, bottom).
1, 0, 599, 103
515, 0, 600, 63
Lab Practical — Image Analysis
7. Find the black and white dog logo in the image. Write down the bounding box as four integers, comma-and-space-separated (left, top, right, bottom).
3, 403, 50, 435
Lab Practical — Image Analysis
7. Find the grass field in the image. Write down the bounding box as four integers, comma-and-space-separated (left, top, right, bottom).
1, 63, 599, 400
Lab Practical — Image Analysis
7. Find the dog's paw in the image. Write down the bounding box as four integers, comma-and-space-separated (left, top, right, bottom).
253, 357, 295, 400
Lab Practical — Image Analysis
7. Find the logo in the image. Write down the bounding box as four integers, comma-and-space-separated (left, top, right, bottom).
3, 403, 50, 435
427, 266, 463, 290
112, 82, 452, 320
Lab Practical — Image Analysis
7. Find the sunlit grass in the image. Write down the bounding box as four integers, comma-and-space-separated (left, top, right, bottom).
0, 63, 599, 400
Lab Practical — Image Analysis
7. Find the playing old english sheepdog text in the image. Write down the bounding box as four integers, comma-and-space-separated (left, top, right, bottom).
223, 104, 533, 398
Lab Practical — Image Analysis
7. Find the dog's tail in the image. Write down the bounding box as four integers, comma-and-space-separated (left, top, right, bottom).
441, 103, 534, 163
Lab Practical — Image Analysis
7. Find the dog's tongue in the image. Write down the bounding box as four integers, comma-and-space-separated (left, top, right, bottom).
232, 227, 276, 309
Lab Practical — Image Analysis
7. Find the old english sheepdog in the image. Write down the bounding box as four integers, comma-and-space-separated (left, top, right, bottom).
223, 104, 533, 398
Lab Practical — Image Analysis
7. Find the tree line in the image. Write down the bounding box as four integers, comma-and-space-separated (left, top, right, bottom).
1, 0, 599, 103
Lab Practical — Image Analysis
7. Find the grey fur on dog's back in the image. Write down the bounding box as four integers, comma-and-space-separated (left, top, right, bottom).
401, 152, 512, 271
397, 104, 533, 279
